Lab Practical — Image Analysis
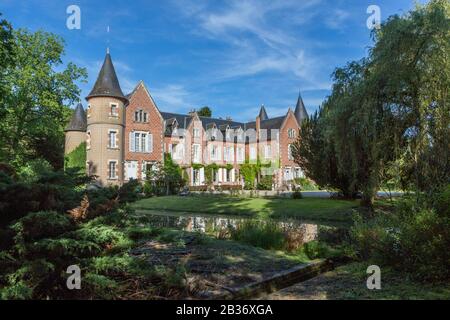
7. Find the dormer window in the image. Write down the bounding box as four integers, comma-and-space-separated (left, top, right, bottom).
110, 103, 119, 117
288, 128, 296, 139
134, 109, 148, 123
193, 128, 200, 138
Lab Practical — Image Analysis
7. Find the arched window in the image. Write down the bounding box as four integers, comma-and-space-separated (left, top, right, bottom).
288, 128, 296, 139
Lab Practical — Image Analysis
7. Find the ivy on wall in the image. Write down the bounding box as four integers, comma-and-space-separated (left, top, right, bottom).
64, 142, 86, 173
204, 163, 219, 185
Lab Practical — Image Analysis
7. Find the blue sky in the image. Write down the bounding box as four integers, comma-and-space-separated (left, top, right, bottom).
1, 0, 426, 121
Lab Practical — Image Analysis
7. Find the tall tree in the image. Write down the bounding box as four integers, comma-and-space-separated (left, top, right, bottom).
0, 13, 14, 118
293, 0, 449, 207
0, 28, 87, 169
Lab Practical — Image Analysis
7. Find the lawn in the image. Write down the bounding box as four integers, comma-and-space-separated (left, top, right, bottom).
132, 195, 359, 224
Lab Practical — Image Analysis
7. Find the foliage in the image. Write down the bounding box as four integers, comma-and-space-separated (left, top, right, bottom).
291, 188, 303, 199
230, 221, 285, 250
64, 142, 86, 174
294, 177, 319, 191
0, 13, 14, 102
12, 211, 74, 242
292, 110, 356, 198
145, 154, 185, 196
0, 170, 88, 227
350, 186, 450, 281
117, 179, 142, 204
239, 163, 258, 190
0, 26, 87, 169
17, 158, 53, 183
256, 175, 272, 190
292, 0, 450, 207
204, 163, 218, 186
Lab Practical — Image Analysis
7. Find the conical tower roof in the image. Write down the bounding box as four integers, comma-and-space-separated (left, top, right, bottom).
86, 52, 127, 102
294, 91, 308, 124
65, 103, 87, 132
258, 105, 269, 120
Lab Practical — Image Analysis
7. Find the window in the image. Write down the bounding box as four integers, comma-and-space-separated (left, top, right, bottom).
173, 143, 184, 160
108, 130, 118, 149
125, 161, 138, 180
225, 169, 232, 182
86, 131, 91, 149
224, 146, 234, 162
264, 145, 271, 159
288, 144, 294, 160
250, 146, 257, 160
110, 103, 118, 117
87, 105, 91, 118
193, 128, 200, 138
193, 168, 200, 185
288, 128, 296, 139
210, 145, 221, 161
192, 144, 201, 163
284, 167, 292, 181
129, 131, 153, 153
108, 161, 118, 180
134, 109, 148, 123
294, 167, 304, 179
87, 161, 93, 175
237, 147, 244, 162
141, 161, 155, 180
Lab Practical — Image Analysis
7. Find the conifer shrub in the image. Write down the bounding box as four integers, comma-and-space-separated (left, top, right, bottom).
12, 211, 75, 242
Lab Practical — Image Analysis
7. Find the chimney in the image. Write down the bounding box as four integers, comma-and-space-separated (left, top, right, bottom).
256, 115, 261, 141
188, 109, 197, 117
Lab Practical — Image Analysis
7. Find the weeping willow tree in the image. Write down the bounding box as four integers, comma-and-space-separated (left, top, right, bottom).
293, 0, 450, 208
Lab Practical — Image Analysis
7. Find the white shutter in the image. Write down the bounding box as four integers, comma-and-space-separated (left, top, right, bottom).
129, 132, 135, 152
231, 168, 235, 182
141, 161, 146, 180
200, 168, 205, 184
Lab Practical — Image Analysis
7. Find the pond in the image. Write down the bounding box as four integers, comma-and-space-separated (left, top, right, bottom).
135, 210, 348, 245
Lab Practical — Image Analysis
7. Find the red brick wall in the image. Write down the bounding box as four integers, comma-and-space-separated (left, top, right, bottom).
124, 83, 163, 179
279, 112, 299, 168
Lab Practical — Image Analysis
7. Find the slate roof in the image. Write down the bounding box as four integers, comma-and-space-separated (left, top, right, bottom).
86, 53, 127, 102
126, 84, 308, 141
258, 105, 269, 121
65, 103, 87, 132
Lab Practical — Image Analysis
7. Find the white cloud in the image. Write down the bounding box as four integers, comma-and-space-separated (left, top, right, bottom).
151, 84, 196, 112
325, 9, 351, 30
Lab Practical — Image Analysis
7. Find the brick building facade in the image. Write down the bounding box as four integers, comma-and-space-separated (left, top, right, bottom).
64, 52, 308, 189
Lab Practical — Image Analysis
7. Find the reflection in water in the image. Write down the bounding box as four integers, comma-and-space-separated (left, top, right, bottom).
144, 213, 319, 244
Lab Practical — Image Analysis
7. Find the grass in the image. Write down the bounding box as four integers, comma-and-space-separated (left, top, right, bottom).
325, 262, 450, 300
132, 195, 358, 224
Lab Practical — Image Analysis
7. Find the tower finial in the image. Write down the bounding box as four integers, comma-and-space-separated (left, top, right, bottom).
106, 25, 110, 54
